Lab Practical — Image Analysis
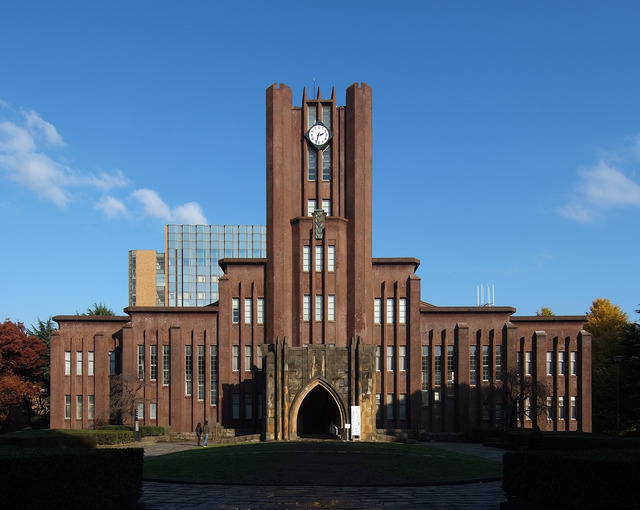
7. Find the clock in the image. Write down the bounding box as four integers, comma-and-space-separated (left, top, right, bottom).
305, 122, 332, 148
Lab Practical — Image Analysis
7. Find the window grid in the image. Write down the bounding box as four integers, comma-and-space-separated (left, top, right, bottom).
386, 298, 394, 324
546, 352, 553, 376
398, 298, 407, 324
434, 346, 442, 387
64, 351, 71, 375
76, 351, 83, 376
232, 346, 240, 372
374, 298, 381, 324
321, 199, 331, 216
64, 395, 71, 419
307, 200, 316, 217
470, 345, 477, 387
302, 246, 310, 272
328, 295, 335, 321
399, 394, 407, 421
257, 298, 265, 324
386, 346, 394, 372
315, 295, 323, 321
232, 298, 240, 324
137, 345, 144, 379
399, 346, 407, 371
150, 402, 157, 420
76, 395, 83, 420
327, 245, 335, 272
150, 345, 157, 381
376, 346, 381, 371
303, 295, 311, 321
244, 345, 252, 372
88, 351, 95, 376
322, 147, 331, 181
421, 346, 430, 406
185, 346, 193, 396
210, 345, 218, 404
447, 346, 455, 390
88, 395, 95, 419
197, 345, 205, 400
245, 298, 252, 324
163, 345, 170, 385
558, 351, 566, 376
315, 246, 323, 272
386, 393, 394, 421
308, 146, 317, 180
570, 351, 577, 376
525, 351, 532, 376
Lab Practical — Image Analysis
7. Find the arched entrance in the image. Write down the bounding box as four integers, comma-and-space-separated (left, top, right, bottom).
291, 380, 345, 439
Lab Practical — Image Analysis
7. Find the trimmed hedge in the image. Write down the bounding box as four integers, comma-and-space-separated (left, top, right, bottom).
0, 447, 143, 509
0, 430, 97, 449
504, 429, 640, 450
503, 449, 640, 509
99, 424, 165, 437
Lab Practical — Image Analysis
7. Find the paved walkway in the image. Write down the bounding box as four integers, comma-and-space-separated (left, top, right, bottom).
140, 441, 507, 509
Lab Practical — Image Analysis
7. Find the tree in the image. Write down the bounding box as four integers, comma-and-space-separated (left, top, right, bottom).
108, 374, 146, 425
500, 368, 551, 429
616, 307, 640, 432
85, 303, 115, 316
536, 307, 554, 316
584, 298, 629, 432
28, 317, 57, 384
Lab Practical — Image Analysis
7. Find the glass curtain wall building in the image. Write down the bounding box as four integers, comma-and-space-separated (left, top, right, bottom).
166, 225, 266, 307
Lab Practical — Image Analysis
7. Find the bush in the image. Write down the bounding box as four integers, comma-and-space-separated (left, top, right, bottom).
504, 429, 640, 450
140, 425, 165, 437
0, 430, 96, 449
0, 447, 143, 509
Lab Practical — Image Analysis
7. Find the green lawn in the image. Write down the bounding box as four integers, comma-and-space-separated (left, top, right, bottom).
143, 441, 502, 486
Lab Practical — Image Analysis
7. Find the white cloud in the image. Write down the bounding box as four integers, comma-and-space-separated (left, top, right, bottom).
173, 202, 207, 224
96, 194, 128, 218
559, 137, 640, 222
131, 188, 208, 224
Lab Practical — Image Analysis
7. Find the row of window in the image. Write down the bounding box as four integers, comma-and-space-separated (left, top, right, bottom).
64, 351, 95, 376
232, 298, 265, 324
307, 199, 331, 217
308, 146, 331, 181
302, 245, 335, 272
64, 394, 95, 420
302, 294, 336, 321
519, 351, 579, 377
374, 298, 407, 324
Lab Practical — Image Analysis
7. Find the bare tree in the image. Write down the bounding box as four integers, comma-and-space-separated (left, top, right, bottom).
500, 368, 550, 429
109, 374, 147, 425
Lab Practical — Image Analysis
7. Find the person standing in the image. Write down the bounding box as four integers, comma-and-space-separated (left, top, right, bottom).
195, 422, 203, 446
203, 420, 210, 447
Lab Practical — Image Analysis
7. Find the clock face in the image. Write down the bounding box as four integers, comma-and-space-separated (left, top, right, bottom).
308, 124, 331, 147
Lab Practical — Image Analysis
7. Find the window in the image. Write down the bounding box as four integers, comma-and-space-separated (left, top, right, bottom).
232, 393, 240, 420
327, 245, 335, 272
570, 351, 577, 376
558, 396, 566, 420
315, 246, 323, 272
197, 346, 205, 400
525, 351, 532, 376
150, 346, 157, 381
399, 394, 407, 420
421, 346, 430, 406
232, 345, 240, 372
163, 345, 170, 385
516, 351, 521, 376
546, 397, 554, 420
257, 298, 265, 324
303, 295, 311, 321
307, 104, 317, 127
495, 345, 503, 377
210, 345, 218, 404
447, 346, 455, 391
232, 298, 240, 323
546, 352, 553, 376
482, 345, 490, 382
399, 346, 407, 371
321, 199, 331, 216
558, 351, 565, 376
570, 396, 577, 420
434, 346, 442, 387
386, 346, 394, 372
150, 402, 157, 420
374, 298, 381, 324
109, 351, 116, 375
482, 403, 490, 421
315, 295, 323, 321
399, 298, 407, 324
322, 104, 331, 128
137, 345, 144, 379
308, 146, 317, 180
303, 246, 310, 272
76, 351, 83, 375
376, 393, 382, 422
307, 199, 316, 217
245, 298, 252, 324
185, 346, 193, 396
244, 345, 252, 371
256, 345, 263, 370
64, 395, 71, 419
245, 393, 253, 420
88, 351, 94, 376
495, 403, 503, 423
376, 346, 381, 371
64, 351, 71, 375
386, 298, 394, 324
88, 395, 95, 420
76, 395, 83, 420
469, 345, 477, 387
137, 402, 144, 420
328, 295, 335, 321
322, 147, 331, 180
386, 394, 394, 421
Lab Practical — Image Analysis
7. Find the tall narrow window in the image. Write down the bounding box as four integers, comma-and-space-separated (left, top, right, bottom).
302, 246, 311, 272
558, 351, 566, 376
434, 345, 442, 389
376, 346, 382, 371
232, 298, 240, 324
386, 346, 394, 372
185, 346, 193, 396
232, 393, 240, 419
322, 104, 331, 128
447, 345, 455, 390
315, 295, 323, 321
327, 295, 335, 321
399, 298, 407, 324
398, 394, 407, 420
88, 395, 95, 419
150, 402, 157, 420
308, 146, 317, 180
570, 351, 577, 376
307, 199, 316, 217
232, 346, 240, 372
386, 394, 394, 421
137, 345, 144, 379
64, 395, 71, 419
307, 105, 317, 127
570, 396, 577, 420
546, 397, 554, 420
421, 346, 430, 406
399, 346, 407, 371
210, 345, 218, 404
482, 345, 490, 381
525, 351, 532, 376
137, 402, 144, 420
495, 345, 503, 378
109, 351, 116, 375
321, 199, 331, 216
162, 345, 170, 385
197, 346, 205, 400
88, 351, 95, 376
322, 147, 331, 180
376, 394, 382, 422
374, 298, 381, 324
386, 298, 394, 324
303, 295, 311, 321
315, 245, 323, 272
65, 351, 71, 375
256, 345, 262, 370
546, 352, 553, 376
244, 298, 252, 324
244, 345, 252, 371
257, 298, 265, 324
245, 393, 253, 420
516, 351, 521, 376
150, 345, 157, 381
76, 351, 83, 375
469, 345, 477, 387
76, 395, 83, 420
558, 396, 566, 420
327, 245, 335, 272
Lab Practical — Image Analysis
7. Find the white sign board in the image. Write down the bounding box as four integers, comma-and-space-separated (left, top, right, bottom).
351, 406, 361, 438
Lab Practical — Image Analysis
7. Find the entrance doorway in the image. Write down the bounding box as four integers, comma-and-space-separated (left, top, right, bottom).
296, 385, 342, 438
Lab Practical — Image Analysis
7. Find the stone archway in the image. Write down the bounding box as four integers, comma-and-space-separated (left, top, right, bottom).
290, 379, 345, 439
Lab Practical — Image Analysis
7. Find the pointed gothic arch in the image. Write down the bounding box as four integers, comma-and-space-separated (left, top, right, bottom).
289, 378, 346, 439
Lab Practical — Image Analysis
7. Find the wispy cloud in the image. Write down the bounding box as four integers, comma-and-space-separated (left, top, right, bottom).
0, 100, 208, 224
559, 136, 640, 222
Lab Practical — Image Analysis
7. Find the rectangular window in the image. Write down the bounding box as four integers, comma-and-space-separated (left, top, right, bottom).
150, 345, 157, 381
482, 403, 490, 421
65, 395, 71, 419
558, 396, 566, 420
470, 345, 477, 387
88, 395, 95, 420
88, 351, 94, 376
482, 345, 490, 382
376, 393, 382, 422
303, 245, 310, 272
244, 298, 252, 324
109, 351, 116, 375
232, 345, 240, 372
137, 345, 144, 379
434, 345, 442, 387
137, 402, 144, 420
245, 393, 253, 420
374, 298, 381, 324
257, 298, 265, 324
558, 351, 565, 376
516, 351, 521, 376
327, 245, 335, 272
244, 345, 252, 371
546, 352, 553, 376
321, 199, 331, 216
307, 199, 316, 217
76, 351, 83, 375
547, 397, 554, 420
495, 345, 503, 377
525, 351, 532, 376
315, 245, 323, 272
76, 395, 83, 420
308, 104, 317, 127
399, 346, 407, 371
376, 346, 382, 371
570, 396, 577, 420
495, 403, 503, 423
303, 295, 311, 321
197, 345, 205, 400
308, 146, 317, 180
328, 295, 335, 321
150, 402, 157, 420
322, 104, 331, 128
65, 351, 71, 375
447, 345, 455, 390
163, 345, 170, 385
210, 345, 218, 404
387, 346, 394, 372
570, 351, 577, 376
322, 147, 331, 180
421, 346, 430, 406
256, 345, 263, 370
232, 393, 240, 420
386, 298, 394, 324
232, 298, 240, 324
399, 394, 407, 420
185, 346, 193, 396
386, 394, 394, 421
315, 295, 323, 321
399, 298, 407, 324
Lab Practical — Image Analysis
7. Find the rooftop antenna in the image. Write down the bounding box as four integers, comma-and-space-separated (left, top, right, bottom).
477, 284, 495, 306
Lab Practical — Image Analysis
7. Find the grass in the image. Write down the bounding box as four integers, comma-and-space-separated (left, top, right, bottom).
143, 441, 502, 486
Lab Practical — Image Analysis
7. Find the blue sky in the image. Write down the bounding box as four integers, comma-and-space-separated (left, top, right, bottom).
1, 1, 639, 329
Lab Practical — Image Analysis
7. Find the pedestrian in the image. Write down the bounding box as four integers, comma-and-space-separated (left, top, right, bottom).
195, 421, 202, 446
203, 420, 210, 447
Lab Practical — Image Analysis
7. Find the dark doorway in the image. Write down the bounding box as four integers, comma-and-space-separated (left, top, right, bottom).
297, 386, 341, 438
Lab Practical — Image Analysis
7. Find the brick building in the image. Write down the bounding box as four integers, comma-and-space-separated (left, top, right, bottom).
50, 83, 592, 438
